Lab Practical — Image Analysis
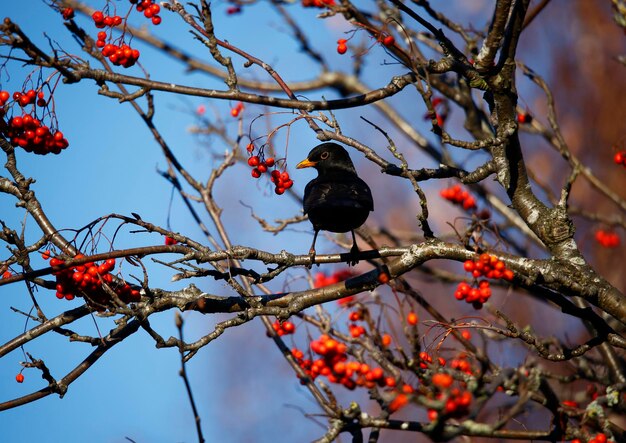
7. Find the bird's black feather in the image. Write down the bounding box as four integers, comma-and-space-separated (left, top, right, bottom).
297, 143, 373, 263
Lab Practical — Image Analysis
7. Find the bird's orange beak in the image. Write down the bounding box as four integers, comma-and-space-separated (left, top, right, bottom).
296, 158, 316, 169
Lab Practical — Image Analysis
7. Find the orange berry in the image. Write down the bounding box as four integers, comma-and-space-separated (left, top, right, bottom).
384, 376, 396, 387
407, 312, 418, 325
401, 384, 414, 394
381, 334, 392, 346
432, 373, 453, 389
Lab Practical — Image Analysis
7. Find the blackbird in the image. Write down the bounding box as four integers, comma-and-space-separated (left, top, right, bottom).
296, 142, 373, 264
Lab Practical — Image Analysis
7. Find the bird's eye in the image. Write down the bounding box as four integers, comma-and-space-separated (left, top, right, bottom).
320, 151, 329, 160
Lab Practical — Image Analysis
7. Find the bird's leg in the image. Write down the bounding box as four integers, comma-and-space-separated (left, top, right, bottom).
308, 230, 319, 267
349, 230, 360, 266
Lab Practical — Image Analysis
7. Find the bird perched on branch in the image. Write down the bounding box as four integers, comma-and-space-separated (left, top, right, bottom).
296, 142, 373, 265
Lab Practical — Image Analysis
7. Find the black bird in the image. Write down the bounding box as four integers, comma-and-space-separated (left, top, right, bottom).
296, 142, 373, 264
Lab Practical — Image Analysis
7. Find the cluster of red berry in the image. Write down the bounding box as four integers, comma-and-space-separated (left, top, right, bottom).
313, 269, 357, 305
92, 11, 141, 67
313, 269, 355, 288
301, 0, 335, 8
427, 386, 472, 421
613, 151, 626, 168
131, 0, 162, 25
417, 351, 445, 369
45, 252, 140, 306
269, 170, 294, 195
348, 325, 365, 338
4, 113, 69, 155
271, 320, 295, 336
464, 254, 513, 280
7, 89, 46, 108
92, 10, 123, 29
246, 146, 294, 195
292, 335, 392, 391
102, 42, 141, 68
449, 352, 473, 375
595, 229, 620, 248
440, 184, 477, 211
455, 254, 513, 308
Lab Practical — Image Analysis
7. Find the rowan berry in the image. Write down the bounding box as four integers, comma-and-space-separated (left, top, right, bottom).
15, 373, 24, 383
62, 7, 75, 20
337, 39, 348, 54
516, 112, 532, 124
595, 229, 620, 248
92, 11, 104, 23
432, 373, 453, 389
382, 35, 395, 46
407, 311, 418, 325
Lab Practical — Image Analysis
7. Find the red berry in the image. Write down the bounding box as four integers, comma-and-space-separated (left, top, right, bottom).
92, 11, 104, 23
62, 7, 75, 20
152, 15, 162, 25
382, 35, 395, 46
15, 373, 24, 383
251, 168, 262, 178
337, 44, 347, 54
407, 312, 418, 325
248, 156, 260, 167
